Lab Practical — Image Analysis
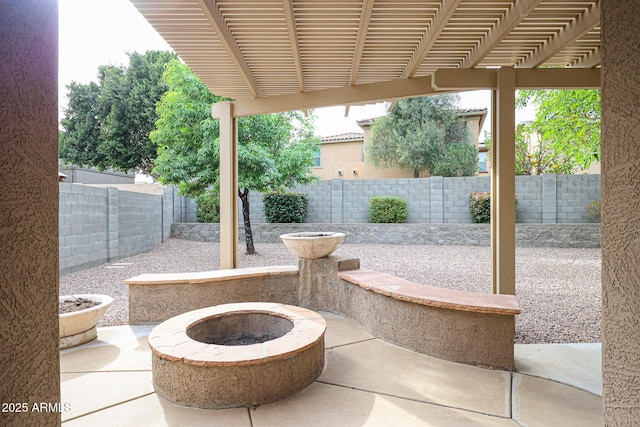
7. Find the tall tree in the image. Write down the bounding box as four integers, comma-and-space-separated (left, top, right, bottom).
152, 60, 319, 255
367, 95, 477, 177
59, 81, 103, 167
516, 89, 600, 172
59, 50, 176, 174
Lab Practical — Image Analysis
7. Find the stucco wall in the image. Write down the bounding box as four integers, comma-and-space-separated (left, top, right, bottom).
0, 2, 61, 425
601, 0, 640, 423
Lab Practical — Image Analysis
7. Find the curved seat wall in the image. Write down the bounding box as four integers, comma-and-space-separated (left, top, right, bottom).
124, 256, 520, 370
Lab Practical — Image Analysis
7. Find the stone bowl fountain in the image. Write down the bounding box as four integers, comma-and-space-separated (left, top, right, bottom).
280, 231, 346, 259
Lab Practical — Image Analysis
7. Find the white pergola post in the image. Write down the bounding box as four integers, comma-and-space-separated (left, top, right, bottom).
218, 101, 239, 269
491, 67, 517, 295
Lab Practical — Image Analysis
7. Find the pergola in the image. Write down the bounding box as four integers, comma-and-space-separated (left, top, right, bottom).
132, 0, 601, 295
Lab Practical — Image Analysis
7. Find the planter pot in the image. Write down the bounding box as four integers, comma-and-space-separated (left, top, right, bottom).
280, 232, 346, 259
59, 294, 113, 350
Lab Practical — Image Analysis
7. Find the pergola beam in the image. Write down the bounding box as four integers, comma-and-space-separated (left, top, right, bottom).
349, 0, 375, 86
282, 0, 305, 92
196, 0, 261, 98
214, 75, 439, 118
460, 0, 542, 68
517, 2, 601, 68
401, 0, 462, 79
432, 68, 600, 90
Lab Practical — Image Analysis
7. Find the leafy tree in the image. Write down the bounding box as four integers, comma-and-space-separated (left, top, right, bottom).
516, 89, 600, 172
367, 95, 477, 177
514, 123, 573, 175
152, 60, 320, 255
59, 81, 103, 167
431, 142, 479, 177
59, 50, 176, 174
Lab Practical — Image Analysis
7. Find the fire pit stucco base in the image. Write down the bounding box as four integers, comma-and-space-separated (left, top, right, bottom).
149, 302, 326, 409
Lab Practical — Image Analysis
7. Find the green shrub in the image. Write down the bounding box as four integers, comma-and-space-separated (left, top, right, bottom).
587, 200, 601, 222
469, 192, 518, 223
369, 196, 408, 223
469, 192, 491, 223
263, 192, 308, 223
196, 191, 220, 223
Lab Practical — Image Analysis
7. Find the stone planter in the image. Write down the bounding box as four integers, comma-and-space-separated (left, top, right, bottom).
280, 232, 346, 259
59, 294, 113, 350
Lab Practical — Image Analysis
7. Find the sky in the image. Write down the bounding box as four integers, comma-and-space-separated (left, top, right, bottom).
59, 0, 534, 138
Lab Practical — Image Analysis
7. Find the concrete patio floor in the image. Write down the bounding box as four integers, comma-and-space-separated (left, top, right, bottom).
60, 312, 602, 426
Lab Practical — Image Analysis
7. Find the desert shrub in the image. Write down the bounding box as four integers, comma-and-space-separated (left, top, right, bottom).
587, 200, 601, 222
369, 196, 408, 223
263, 192, 308, 223
469, 192, 518, 223
469, 192, 491, 223
196, 191, 220, 223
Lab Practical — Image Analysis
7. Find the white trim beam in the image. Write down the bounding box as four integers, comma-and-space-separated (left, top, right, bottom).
401, 0, 462, 78
461, 0, 542, 68
517, 2, 601, 68
196, 0, 261, 98
282, 0, 305, 92
350, 0, 375, 86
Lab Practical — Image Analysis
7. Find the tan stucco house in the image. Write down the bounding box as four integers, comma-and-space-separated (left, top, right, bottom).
314, 108, 488, 180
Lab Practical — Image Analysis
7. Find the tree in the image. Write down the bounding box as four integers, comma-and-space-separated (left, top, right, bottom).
59, 50, 177, 174
367, 95, 477, 177
516, 89, 600, 172
514, 123, 573, 175
59, 81, 103, 167
152, 60, 319, 255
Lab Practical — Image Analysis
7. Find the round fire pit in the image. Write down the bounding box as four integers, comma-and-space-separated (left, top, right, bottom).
149, 302, 326, 409
280, 231, 346, 259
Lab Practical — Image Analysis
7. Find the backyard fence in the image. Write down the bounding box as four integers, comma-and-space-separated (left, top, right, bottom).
59, 174, 600, 273
59, 184, 194, 274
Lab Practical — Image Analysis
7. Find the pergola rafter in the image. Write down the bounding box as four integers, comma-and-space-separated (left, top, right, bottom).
195, 0, 261, 98
517, 1, 601, 68
460, 0, 543, 69
282, 0, 305, 92
401, 0, 462, 79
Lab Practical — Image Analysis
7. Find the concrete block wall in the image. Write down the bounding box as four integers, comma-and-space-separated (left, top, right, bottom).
231, 174, 600, 226
443, 176, 491, 223
59, 183, 191, 274
516, 175, 543, 223
117, 190, 163, 259
556, 175, 601, 223
59, 183, 110, 273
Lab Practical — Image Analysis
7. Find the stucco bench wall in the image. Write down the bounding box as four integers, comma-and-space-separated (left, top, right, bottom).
124, 266, 299, 324
335, 269, 521, 370
124, 257, 520, 369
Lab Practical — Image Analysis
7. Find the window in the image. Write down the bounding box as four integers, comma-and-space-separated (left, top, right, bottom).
478, 152, 487, 173
313, 149, 321, 167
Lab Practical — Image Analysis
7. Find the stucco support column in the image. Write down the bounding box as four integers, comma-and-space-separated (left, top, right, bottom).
0, 1, 61, 425
601, 0, 640, 423
490, 67, 516, 295
218, 101, 239, 269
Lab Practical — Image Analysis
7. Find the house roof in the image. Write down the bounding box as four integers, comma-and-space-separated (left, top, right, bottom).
131, 0, 600, 111
356, 107, 488, 127
321, 132, 364, 143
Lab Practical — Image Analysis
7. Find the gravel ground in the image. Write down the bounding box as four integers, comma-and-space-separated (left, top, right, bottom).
59, 238, 602, 345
